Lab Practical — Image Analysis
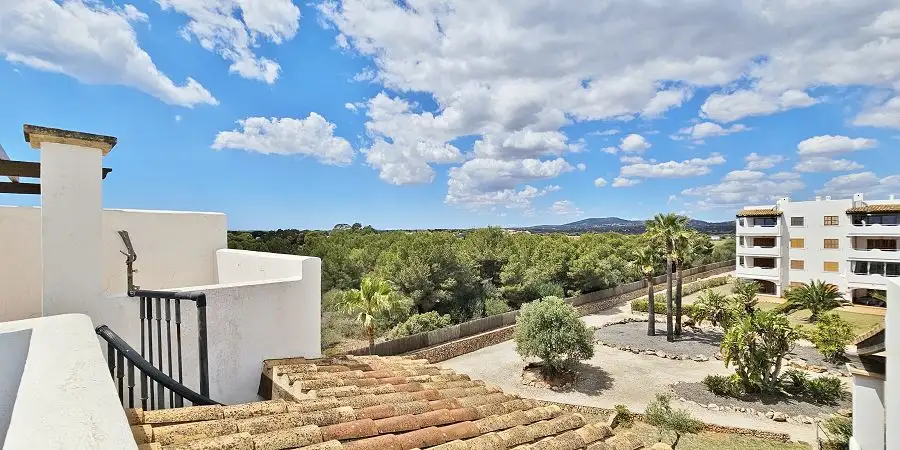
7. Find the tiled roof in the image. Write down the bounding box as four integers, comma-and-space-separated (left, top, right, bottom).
127, 355, 647, 450
735, 208, 781, 217
846, 204, 900, 214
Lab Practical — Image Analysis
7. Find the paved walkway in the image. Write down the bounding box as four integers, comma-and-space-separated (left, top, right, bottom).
442, 291, 819, 444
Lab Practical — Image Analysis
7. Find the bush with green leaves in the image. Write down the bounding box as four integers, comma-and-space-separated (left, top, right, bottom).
613, 404, 634, 428
692, 289, 736, 327
632, 299, 699, 318
387, 311, 452, 338
484, 296, 512, 316
779, 369, 810, 397
810, 313, 855, 362
821, 416, 852, 450
782, 280, 849, 322
702, 374, 744, 397
514, 296, 594, 373
645, 393, 703, 449
807, 376, 848, 405
721, 309, 800, 392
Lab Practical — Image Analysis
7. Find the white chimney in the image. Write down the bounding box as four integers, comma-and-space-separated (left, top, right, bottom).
825, 196, 832, 201
891, 194, 896, 201
816, 196, 822, 201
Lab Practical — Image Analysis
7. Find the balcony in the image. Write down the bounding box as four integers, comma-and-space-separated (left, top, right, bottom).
737, 245, 781, 257
848, 247, 900, 261
737, 224, 782, 236
848, 272, 894, 289
847, 223, 900, 236
736, 265, 781, 281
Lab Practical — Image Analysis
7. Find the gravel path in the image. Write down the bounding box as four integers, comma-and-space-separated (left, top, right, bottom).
595, 322, 724, 357
673, 381, 850, 419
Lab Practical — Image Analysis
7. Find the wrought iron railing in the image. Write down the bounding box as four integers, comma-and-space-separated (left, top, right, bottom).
96, 325, 218, 409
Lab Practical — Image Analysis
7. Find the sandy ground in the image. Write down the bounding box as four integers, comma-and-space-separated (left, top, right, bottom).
442, 296, 819, 445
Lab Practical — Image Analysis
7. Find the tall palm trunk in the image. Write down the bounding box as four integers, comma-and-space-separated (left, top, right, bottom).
367, 324, 375, 355
675, 260, 684, 336
665, 242, 674, 342
646, 275, 656, 336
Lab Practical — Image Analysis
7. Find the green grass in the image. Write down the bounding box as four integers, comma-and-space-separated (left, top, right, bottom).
756, 302, 883, 336
623, 422, 809, 450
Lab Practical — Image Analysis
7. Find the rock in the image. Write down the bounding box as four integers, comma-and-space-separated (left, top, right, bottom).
810, 366, 827, 373
643, 350, 656, 355
679, 354, 690, 361
765, 411, 775, 419
655, 351, 668, 358
801, 416, 814, 424
692, 355, 709, 362
790, 358, 808, 369
757, 412, 765, 418
708, 404, 718, 410
650, 443, 673, 450
669, 354, 679, 360
838, 408, 852, 417
714, 352, 723, 360
772, 412, 788, 422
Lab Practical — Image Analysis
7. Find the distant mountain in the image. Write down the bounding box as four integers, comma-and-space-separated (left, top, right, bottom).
517, 217, 734, 235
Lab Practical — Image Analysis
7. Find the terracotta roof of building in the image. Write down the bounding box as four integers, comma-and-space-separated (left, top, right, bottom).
735, 208, 781, 217
126, 355, 646, 450
846, 204, 900, 214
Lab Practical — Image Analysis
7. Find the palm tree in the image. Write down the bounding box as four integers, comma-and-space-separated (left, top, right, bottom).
782, 280, 849, 322
630, 246, 662, 336
693, 289, 734, 327
732, 278, 759, 317
672, 230, 712, 335
341, 277, 395, 354
646, 213, 689, 342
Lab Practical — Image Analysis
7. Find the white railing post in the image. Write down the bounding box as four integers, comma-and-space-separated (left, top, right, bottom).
24, 125, 117, 316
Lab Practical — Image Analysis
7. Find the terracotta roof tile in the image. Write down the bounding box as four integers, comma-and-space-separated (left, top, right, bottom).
736, 208, 781, 217
128, 355, 641, 450
847, 204, 900, 214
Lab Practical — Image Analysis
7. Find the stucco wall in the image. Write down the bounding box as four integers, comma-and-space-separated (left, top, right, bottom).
849, 374, 884, 450
88, 252, 321, 405
0, 314, 136, 449
0, 206, 227, 322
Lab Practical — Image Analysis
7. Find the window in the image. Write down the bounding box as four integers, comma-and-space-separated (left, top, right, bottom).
852, 261, 868, 275
823, 261, 840, 272
824, 215, 839, 226
790, 238, 805, 249
790, 217, 804, 226
739, 236, 745, 246
867, 239, 897, 251
739, 256, 745, 267
823, 239, 839, 249
888, 263, 900, 277
753, 217, 777, 227
754, 237, 776, 247
754, 258, 776, 269
790, 260, 805, 270
870, 262, 886, 276
868, 214, 899, 225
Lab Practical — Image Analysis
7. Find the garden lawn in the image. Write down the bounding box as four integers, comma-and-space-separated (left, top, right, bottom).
623, 423, 809, 450
756, 302, 883, 336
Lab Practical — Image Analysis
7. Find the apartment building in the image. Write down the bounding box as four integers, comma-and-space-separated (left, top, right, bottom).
735, 193, 899, 305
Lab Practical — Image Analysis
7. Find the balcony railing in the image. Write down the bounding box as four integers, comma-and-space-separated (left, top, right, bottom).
847, 223, 900, 236
848, 247, 900, 261
737, 245, 780, 257
736, 265, 780, 279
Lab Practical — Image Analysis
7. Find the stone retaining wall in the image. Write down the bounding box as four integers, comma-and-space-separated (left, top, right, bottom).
407, 325, 515, 362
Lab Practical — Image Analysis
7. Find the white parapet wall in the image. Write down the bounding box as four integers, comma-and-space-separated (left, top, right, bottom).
0, 206, 227, 322
0, 314, 136, 449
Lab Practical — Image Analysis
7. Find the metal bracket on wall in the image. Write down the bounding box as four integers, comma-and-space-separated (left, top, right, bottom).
118, 230, 139, 295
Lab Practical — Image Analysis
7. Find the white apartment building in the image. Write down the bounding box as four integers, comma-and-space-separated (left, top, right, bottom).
735, 193, 899, 304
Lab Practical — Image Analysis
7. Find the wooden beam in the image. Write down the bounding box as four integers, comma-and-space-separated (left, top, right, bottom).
0, 160, 112, 180
0, 144, 19, 183
0, 182, 39, 194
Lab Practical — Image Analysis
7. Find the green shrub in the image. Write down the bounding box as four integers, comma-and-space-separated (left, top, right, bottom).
780, 369, 810, 397
484, 296, 512, 316
632, 298, 698, 318
514, 296, 594, 373
387, 311, 452, 338
807, 376, 848, 405
645, 393, 703, 449
703, 374, 744, 397
810, 313, 855, 362
821, 416, 852, 449
613, 404, 634, 428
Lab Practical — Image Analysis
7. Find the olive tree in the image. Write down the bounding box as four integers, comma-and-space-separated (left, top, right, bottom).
645, 393, 703, 449
514, 296, 594, 373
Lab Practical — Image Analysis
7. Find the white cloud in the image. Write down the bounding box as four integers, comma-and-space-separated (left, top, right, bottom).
854, 96, 900, 129
212, 113, 354, 165
157, 0, 300, 83
588, 129, 620, 137
0, 0, 217, 107
794, 157, 864, 173
612, 177, 641, 188
551, 200, 584, 216
818, 172, 900, 198
601, 146, 618, 154
320, 1, 900, 203
446, 158, 572, 209
594, 177, 608, 187
683, 171, 805, 209
771, 171, 802, 181
576, 163, 587, 171
174, 115, 182, 122
797, 135, 878, 156
619, 134, 652, 153
619, 154, 726, 179
744, 153, 784, 170
701, 90, 817, 123
674, 122, 748, 141
667, 194, 678, 203
619, 155, 647, 164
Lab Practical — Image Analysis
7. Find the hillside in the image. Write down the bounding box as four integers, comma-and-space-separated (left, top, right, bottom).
519, 216, 734, 234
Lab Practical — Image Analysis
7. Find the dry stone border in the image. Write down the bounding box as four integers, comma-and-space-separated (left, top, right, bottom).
593, 319, 720, 363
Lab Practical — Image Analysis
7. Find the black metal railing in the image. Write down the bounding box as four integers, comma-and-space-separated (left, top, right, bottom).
128, 289, 211, 409
96, 325, 218, 409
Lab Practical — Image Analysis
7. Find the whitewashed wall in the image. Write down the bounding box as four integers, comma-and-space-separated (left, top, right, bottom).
0, 206, 226, 322
88, 251, 321, 404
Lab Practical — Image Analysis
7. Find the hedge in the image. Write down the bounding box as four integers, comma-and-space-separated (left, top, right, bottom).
630, 275, 731, 316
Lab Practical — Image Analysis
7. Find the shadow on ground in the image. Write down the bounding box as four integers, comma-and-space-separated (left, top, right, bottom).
572, 362, 615, 396
595, 322, 724, 356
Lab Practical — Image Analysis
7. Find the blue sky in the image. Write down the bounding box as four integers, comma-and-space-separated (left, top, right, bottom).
1, 1, 899, 230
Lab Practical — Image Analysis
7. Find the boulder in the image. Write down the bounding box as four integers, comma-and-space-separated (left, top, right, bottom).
765, 411, 775, 419
692, 355, 709, 362
707, 404, 717, 410
650, 443, 673, 450
655, 351, 668, 358
838, 408, 852, 417
772, 412, 788, 422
